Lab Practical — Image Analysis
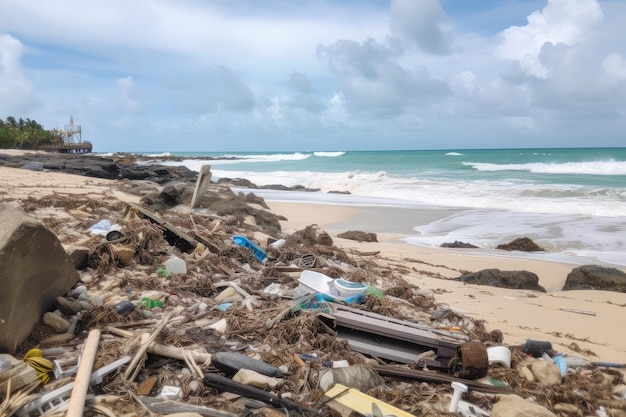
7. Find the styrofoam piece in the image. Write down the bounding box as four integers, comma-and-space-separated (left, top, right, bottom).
487, 345, 511, 368
160, 385, 182, 400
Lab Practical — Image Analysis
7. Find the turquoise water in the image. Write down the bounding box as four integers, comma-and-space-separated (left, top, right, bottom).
170, 147, 626, 185
141, 148, 626, 266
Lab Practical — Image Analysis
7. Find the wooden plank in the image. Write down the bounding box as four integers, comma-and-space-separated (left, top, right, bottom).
126, 203, 198, 253
324, 383, 416, 417
0, 361, 37, 396
318, 305, 468, 364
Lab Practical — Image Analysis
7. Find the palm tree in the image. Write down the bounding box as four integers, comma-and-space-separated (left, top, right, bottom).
5, 116, 18, 130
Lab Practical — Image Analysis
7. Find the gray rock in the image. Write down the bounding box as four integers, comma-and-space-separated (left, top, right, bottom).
440, 241, 479, 248
496, 237, 545, 252
0, 153, 198, 184
69, 285, 88, 297
562, 265, 626, 293
55, 296, 82, 315
43, 312, 71, 333
0, 203, 79, 352
458, 268, 546, 292
63, 244, 90, 270
20, 162, 43, 171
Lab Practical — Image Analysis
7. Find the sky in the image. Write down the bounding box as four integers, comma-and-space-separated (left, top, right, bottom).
1, 0, 625, 153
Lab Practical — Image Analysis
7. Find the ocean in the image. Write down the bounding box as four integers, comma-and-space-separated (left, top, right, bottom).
140, 148, 626, 267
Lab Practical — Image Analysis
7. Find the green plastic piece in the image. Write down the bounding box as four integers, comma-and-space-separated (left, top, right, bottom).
140, 297, 164, 309
156, 267, 171, 277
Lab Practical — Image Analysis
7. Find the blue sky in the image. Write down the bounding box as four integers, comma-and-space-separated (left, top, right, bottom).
1, 0, 625, 152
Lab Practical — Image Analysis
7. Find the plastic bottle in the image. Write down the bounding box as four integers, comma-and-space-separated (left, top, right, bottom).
553, 354, 567, 376
0, 355, 12, 373
114, 300, 135, 316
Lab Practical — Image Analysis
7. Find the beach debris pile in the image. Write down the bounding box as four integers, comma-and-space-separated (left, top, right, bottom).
0, 169, 625, 417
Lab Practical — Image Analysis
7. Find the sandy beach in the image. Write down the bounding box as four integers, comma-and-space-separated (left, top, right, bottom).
267, 201, 626, 364
1, 163, 625, 366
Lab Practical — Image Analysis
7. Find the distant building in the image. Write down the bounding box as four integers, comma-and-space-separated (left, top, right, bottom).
44, 116, 93, 153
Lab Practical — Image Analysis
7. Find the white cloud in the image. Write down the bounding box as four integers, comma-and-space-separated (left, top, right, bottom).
1, 0, 625, 151
497, 0, 603, 78
389, 0, 454, 55
321, 92, 350, 127
450, 71, 477, 97
317, 38, 449, 117
0, 35, 38, 114
115, 76, 140, 111
603, 53, 626, 80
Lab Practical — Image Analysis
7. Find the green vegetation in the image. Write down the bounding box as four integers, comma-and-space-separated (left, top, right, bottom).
0, 116, 60, 149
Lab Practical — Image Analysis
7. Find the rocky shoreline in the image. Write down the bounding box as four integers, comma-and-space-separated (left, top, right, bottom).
0, 151, 321, 192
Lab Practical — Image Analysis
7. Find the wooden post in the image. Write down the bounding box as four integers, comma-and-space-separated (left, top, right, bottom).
190, 165, 212, 208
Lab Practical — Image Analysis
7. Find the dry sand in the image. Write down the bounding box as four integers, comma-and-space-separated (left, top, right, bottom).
1, 164, 625, 365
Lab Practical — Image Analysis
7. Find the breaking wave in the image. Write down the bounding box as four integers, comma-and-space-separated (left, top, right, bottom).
464, 160, 626, 176
313, 151, 345, 157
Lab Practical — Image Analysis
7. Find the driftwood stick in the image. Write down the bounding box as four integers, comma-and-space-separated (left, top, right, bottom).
150, 343, 212, 365
265, 294, 314, 329
123, 314, 172, 381
66, 329, 101, 417
105, 325, 212, 365
559, 308, 596, 316
104, 326, 134, 338
182, 350, 204, 378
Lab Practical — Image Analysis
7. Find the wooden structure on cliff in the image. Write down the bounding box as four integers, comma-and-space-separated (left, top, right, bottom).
41, 116, 93, 153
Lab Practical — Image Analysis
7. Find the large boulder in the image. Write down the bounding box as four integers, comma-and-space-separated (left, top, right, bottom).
496, 237, 545, 252
458, 269, 546, 292
0, 203, 79, 353
440, 241, 478, 248
562, 265, 626, 293
337, 230, 378, 242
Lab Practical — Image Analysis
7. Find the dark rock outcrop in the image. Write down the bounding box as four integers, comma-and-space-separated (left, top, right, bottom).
441, 241, 478, 248
562, 265, 626, 293
458, 268, 546, 292
496, 237, 545, 252
337, 230, 378, 242
0, 152, 198, 184
0, 203, 79, 352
